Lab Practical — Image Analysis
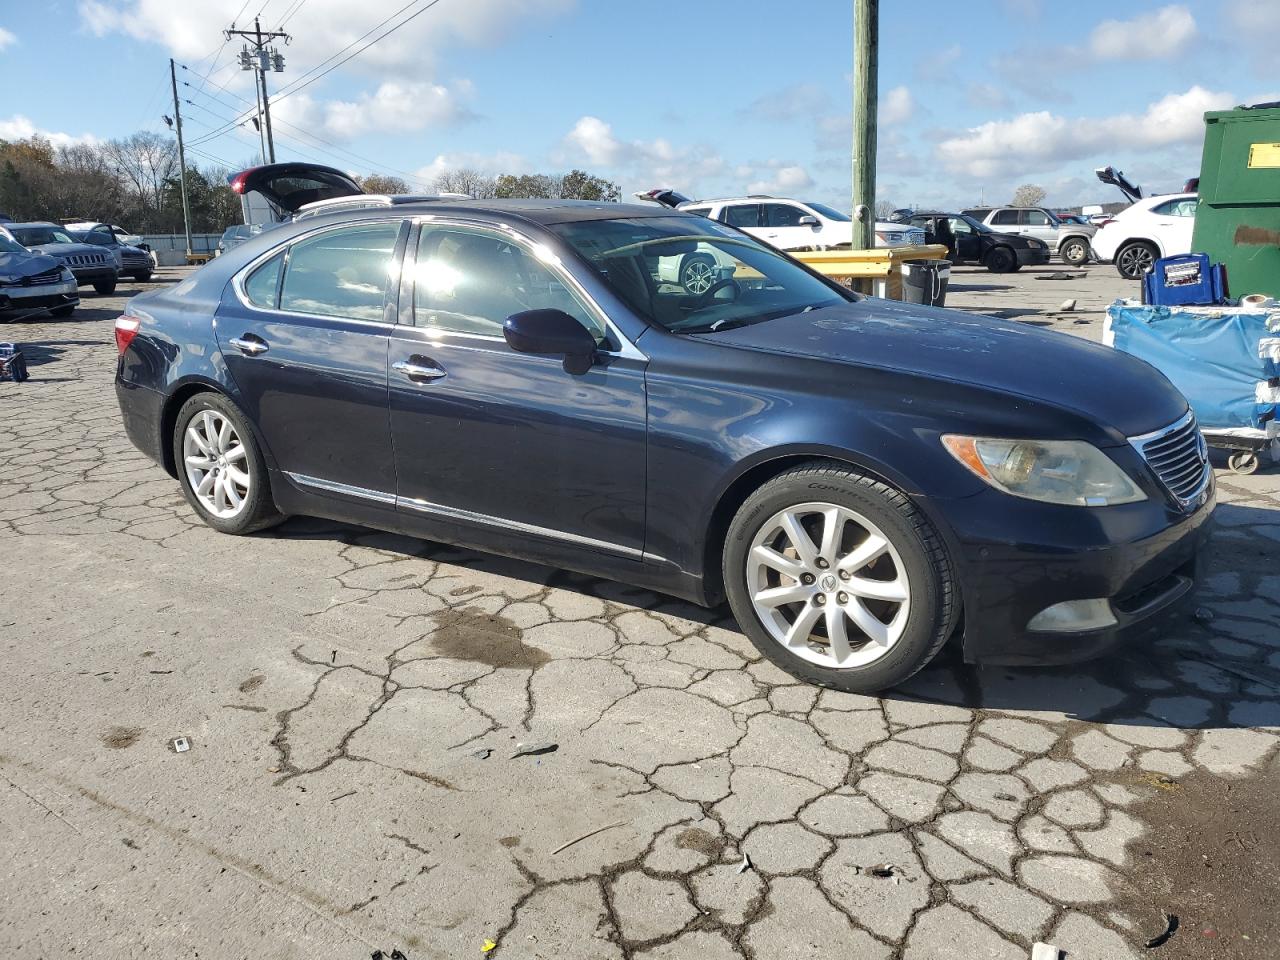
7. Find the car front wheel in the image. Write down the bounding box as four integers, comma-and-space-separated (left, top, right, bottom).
172, 393, 282, 535
984, 246, 1017, 273
723, 463, 958, 693
1059, 237, 1090, 265
93, 279, 117, 295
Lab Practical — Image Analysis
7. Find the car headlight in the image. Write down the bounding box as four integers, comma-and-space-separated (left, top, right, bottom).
876, 231, 902, 243
1027, 239, 1042, 249
941, 436, 1146, 506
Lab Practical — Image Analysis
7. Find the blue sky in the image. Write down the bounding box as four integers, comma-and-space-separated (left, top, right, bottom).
1, 0, 1276, 210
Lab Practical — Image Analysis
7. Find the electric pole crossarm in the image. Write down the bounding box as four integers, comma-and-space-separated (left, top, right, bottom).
225, 17, 289, 164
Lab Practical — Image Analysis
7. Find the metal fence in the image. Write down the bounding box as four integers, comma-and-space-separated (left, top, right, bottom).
139, 234, 222, 266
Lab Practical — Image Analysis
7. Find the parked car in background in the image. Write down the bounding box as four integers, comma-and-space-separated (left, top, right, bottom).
68, 226, 154, 282
115, 181, 1214, 693
1091, 194, 1198, 279
5, 222, 117, 293
901, 211, 1050, 272
64, 221, 146, 248
0, 229, 79, 317
962, 206, 1096, 266
216, 223, 262, 257
636, 190, 926, 250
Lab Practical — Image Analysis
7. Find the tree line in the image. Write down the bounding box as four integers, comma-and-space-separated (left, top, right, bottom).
1, 130, 622, 235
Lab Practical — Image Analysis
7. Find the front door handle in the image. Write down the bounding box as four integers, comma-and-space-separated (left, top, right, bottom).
393, 357, 447, 383
229, 335, 268, 356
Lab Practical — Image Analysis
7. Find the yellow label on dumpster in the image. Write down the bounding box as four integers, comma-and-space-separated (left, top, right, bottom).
1247, 142, 1280, 168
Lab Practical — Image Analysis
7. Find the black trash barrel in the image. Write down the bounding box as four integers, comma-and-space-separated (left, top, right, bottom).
900, 259, 951, 307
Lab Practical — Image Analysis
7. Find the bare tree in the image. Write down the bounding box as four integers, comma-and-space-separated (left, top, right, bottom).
874, 199, 898, 219
432, 168, 498, 199
103, 132, 177, 224
1011, 183, 1047, 207
359, 174, 410, 194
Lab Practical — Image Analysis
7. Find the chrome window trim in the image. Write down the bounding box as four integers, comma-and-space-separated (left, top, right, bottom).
287, 471, 643, 560
1128, 409, 1211, 508
408, 215, 647, 361
230, 217, 407, 329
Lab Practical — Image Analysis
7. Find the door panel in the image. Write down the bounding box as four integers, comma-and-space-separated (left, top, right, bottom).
389, 222, 648, 555
216, 220, 404, 494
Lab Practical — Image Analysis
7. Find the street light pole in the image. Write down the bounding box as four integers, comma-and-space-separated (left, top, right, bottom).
851, 0, 878, 250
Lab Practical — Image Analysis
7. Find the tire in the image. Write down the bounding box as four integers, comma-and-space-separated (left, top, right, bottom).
1114, 241, 1158, 280
1059, 237, 1089, 265
984, 246, 1017, 273
680, 254, 717, 295
172, 392, 283, 535
132, 271, 153, 282
723, 462, 959, 693
50, 305, 75, 317
1227, 451, 1260, 475
92, 279, 117, 295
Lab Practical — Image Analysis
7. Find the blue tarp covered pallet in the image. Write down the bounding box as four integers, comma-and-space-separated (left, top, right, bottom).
1104, 301, 1280, 473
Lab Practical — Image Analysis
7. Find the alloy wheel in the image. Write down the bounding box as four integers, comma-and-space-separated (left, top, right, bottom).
1117, 244, 1154, 278
682, 259, 715, 294
747, 501, 910, 669
183, 409, 251, 519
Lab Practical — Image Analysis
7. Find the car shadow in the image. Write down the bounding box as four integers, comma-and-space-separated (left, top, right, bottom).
261, 496, 1276, 734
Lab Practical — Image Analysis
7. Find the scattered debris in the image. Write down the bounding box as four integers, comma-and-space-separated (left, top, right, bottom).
171, 737, 190, 753
268, 766, 280, 773
1030, 943, 1061, 960
471, 748, 492, 760
481, 940, 498, 953
148, 669, 174, 675
512, 742, 557, 759
868, 863, 901, 883
1145, 911, 1179, 948
1073, 318, 1090, 324
1137, 771, 1181, 792
1035, 272, 1084, 280
370, 950, 408, 960
1192, 606, 1215, 625
1057, 298, 1077, 312
994, 792, 1019, 802
737, 852, 753, 874
551, 821, 627, 855
329, 790, 357, 803
331, 650, 337, 664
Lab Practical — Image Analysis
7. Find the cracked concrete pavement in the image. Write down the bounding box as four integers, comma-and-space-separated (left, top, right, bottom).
2, 265, 1278, 959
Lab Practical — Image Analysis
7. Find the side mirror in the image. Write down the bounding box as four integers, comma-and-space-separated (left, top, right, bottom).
798, 215, 820, 227
504, 309, 597, 375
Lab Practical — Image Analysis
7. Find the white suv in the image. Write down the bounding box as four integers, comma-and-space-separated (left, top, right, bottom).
1090, 193, 1197, 279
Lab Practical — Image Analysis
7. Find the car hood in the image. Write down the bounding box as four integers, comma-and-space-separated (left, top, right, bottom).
28, 242, 107, 258
701, 300, 1186, 439
0, 249, 63, 283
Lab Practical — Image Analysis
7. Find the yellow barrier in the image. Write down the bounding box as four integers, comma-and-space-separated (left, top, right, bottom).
790, 244, 949, 299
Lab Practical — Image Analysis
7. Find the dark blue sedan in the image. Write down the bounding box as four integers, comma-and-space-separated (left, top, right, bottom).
114, 180, 1214, 692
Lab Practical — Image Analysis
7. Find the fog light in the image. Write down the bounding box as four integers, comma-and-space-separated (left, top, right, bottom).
1027, 599, 1117, 633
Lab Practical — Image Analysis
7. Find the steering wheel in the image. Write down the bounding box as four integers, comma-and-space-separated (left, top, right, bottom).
693, 276, 742, 309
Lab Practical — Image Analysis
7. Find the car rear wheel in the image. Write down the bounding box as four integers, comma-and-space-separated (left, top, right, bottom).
1059, 237, 1089, 265
173, 393, 283, 535
1115, 241, 1158, 279
680, 255, 717, 295
93, 279, 117, 295
984, 246, 1017, 273
723, 463, 958, 693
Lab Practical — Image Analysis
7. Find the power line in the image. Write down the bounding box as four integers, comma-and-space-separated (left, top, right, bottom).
275, 0, 307, 30
272, 0, 439, 104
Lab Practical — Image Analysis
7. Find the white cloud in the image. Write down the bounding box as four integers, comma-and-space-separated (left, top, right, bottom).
742, 83, 830, 123
297, 80, 475, 140
880, 86, 914, 125
1088, 4, 1197, 61
0, 115, 100, 148
563, 116, 624, 167
559, 115, 727, 190
937, 85, 1233, 178
746, 164, 814, 196
414, 151, 528, 182
0, 27, 16, 50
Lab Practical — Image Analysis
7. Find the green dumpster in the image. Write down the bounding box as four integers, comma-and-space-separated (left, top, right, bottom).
1192, 103, 1280, 300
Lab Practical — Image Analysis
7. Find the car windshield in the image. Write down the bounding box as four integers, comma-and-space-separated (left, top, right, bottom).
551, 215, 851, 334
70, 231, 113, 246
11, 227, 75, 245
0, 234, 28, 253
804, 202, 850, 222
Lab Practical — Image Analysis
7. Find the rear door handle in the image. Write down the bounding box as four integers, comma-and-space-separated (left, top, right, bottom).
229, 335, 268, 356
393, 356, 447, 383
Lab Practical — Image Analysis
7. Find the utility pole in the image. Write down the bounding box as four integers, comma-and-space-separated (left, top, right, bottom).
226, 17, 288, 163
851, 0, 878, 250
168, 58, 194, 258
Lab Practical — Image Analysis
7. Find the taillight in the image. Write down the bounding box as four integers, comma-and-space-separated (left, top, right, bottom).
115, 314, 141, 354
1095, 219, 1114, 228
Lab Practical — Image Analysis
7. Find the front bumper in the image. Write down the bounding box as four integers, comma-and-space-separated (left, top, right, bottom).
69, 265, 117, 285
936, 480, 1215, 666
0, 278, 80, 312
1016, 246, 1051, 266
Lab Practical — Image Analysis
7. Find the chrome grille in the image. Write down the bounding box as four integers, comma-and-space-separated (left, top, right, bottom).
63, 253, 108, 267
3, 267, 63, 287
1131, 412, 1210, 505
906, 228, 926, 245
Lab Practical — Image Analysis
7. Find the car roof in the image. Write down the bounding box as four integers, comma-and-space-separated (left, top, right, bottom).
8, 221, 63, 229
295, 198, 679, 227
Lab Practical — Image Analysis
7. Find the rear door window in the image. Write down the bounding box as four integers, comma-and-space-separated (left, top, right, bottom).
279, 222, 400, 322
1023, 210, 1051, 226
244, 251, 284, 308
762, 204, 807, 227
991, 210, 1020, 226
723, 204, 762, 228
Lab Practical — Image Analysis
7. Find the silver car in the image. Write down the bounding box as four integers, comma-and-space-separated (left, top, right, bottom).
961, 206, 1097, 266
